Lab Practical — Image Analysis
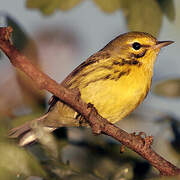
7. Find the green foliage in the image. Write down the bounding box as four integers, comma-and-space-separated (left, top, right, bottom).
25, 0, 175, 37
157, 0, 175, 21
0, 15, 24, 60
1, 112, 180, 179
0, 140, 47, 179
121, 0, 162, 37
93, 0, 121, 13
0, 14, 46, 113
58, 0, 83, 11
26, 0, 83, 15
0, 14, 28, 60
6, 16, 28, 51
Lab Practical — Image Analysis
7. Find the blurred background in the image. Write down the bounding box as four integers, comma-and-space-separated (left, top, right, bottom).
0, 0, 180, 179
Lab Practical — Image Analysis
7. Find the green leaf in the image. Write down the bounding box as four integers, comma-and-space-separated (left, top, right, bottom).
0, 141, 47, 179
157, 0, 175, 21
58, 0, 83, 11
26, 0, 50, 8
26, 0, 59, 15
26, 0, 83, 15
0, 14, 28, 59
6, 16, 28, 51
6, 15, 46, 111
40, 0, 61, 15
153, 78, 180, 98
121, 0, 162, 37
93, 0, 121, 13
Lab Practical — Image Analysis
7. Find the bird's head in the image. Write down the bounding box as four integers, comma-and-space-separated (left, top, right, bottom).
104, 32, 174, 69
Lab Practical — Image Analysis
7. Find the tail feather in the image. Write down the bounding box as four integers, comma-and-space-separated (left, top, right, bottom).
8, 122, 31, 138
19, 131, 36, 146
8, 113, 78, 146
8, 114, 53, 146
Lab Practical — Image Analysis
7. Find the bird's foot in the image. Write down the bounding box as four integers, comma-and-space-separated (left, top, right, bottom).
87, 102, 94, 109
87, 103, 102, 135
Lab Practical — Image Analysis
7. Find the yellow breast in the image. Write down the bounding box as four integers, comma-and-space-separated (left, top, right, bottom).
79, 65, 152, 123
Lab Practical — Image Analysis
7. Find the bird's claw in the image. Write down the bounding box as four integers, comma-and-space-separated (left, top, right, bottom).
87, 103, 102, 135
87, 102, 94, 109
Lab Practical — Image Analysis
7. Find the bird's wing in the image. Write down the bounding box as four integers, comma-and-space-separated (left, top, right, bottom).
48, 50, 111, 109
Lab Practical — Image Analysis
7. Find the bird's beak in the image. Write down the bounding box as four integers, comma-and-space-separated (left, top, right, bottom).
154, 41, 174, 49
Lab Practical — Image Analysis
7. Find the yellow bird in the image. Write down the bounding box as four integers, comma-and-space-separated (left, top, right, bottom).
9, 32, 173, 146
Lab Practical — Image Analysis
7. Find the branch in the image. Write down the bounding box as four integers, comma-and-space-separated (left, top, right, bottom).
0, 27, 179, 176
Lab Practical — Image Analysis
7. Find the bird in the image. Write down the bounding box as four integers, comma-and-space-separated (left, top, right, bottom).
9, 32, 174, 146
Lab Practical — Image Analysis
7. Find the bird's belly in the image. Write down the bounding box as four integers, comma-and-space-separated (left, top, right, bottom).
80, 76, 149, 123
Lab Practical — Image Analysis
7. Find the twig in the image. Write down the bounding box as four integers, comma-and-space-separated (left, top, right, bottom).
0, 27, 179, 176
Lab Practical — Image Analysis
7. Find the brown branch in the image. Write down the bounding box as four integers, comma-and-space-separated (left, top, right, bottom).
0, 27, 180, 176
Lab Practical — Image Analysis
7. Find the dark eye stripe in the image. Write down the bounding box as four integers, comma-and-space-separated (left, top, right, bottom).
141, 44, 151, 48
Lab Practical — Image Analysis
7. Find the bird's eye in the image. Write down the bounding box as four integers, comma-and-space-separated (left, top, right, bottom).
132, 42, 141, 50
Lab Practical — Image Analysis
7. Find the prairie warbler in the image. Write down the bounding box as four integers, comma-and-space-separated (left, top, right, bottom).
9, 32, 173, 146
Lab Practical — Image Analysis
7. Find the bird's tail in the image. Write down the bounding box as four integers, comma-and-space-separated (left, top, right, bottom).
8, 114, 56, 146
